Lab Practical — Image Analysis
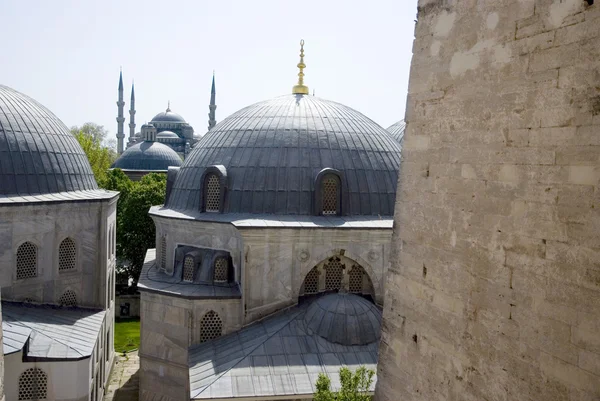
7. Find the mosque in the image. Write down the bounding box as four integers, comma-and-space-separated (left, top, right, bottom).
0, 85, 117, 400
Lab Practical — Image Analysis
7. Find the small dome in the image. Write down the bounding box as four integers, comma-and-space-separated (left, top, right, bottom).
0, 85, 98, 196
387, 120, 405, 145
112, 141, 182, 171
157, 130, 180, 139
303, 293, 382, 346
166, 94, 401, 215
151, 108, 186, 123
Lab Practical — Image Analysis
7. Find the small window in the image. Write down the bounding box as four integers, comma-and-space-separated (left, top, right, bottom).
160, 236, 167, 269
213, 257, 228, 282
348, 265, 364, 293
324, 257, 343, 291
58, 237, 76, 271
16, 242, 37, 280
322, 175, 339, 215
183, 256, 195, 282
204, 174, 221, 212
18, 368, 48, 400
199, 310, 223, 343
59, 289, 77, 307
303, 267, 319, 294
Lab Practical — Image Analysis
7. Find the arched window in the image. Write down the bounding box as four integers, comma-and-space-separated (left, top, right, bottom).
18, 368, 48, 400
204, 174, 221, 212
303, 267, 319, 294
348, 265, 365, 293
199, 311, 222, 343
58, 237, 76, 271
213, 257, 228, 282
324, 257, 343, 291
160, 236, 167, 270
183, 256, 195, 282
322, 175, 340, 215
16, 242, 38, 280
59, 289, 77, 307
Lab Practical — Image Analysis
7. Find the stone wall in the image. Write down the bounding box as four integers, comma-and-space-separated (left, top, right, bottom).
375, 1, 600, 400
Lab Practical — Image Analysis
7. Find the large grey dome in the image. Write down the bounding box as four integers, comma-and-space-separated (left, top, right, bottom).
151, 109, 186, 123
0, 85, 98, 196
387, 120, 405, 145
166, 94, 401, 215
303, 293, 382, 346
112, 141, 182, 171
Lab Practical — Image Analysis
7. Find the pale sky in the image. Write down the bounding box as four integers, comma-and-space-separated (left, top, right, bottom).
0, 0, 418, 144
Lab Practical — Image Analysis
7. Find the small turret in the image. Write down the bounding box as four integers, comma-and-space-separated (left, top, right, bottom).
141, 123, 157, 142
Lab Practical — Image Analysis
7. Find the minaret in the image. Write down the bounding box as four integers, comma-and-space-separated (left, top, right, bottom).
292, 39, 309, 95
208, 72, 217, 131
128, 82, 136, 147
116, 69, 125, 154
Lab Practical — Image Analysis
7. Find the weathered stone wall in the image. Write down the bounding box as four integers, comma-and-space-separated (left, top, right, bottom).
375, 0, 600, 400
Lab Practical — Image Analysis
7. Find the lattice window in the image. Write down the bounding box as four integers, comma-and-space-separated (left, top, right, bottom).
59, 289, 77, 307
303, 267, 319, 294
205, 174, 221, 212
160, 236, 167, 270
325, 257, 343, 291
322, 176, 339, 215
18, 368, 47, 400
16, 242, 37, 280
349, 265, 364, 293
199, 311, 222, 343
183, 256, 195, 282
214, 257, 228, 282
58, 237, 76, 271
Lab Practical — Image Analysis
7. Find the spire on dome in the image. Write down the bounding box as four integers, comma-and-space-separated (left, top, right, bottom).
292, 39, 309, 95
166, 101, 171, 112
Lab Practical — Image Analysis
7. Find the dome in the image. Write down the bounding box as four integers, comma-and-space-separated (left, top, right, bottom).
387, 120, 405, 145
303, 293, 381, 346
112, 141, 182, 171
0, 85, 98, 196
151, 108, 186, 123
156, 130, 180, 139
166, 94, 401, 215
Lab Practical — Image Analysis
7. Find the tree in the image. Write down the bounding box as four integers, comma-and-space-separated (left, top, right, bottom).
102, 170, 166, 285
72, 130, 116, 185
314, 366, 375, 401
70, 122, 108, 144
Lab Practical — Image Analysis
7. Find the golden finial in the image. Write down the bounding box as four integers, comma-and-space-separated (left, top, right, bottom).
292, 39, 309, 95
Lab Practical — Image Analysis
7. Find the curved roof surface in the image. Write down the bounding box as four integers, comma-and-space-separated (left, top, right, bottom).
0, 85, 98, 196
151, 108, 186, 123
112, 141, 182, 171
157, 130, 180, 139
166, 94, 401, 215
304, 293, 381, 345
386, 120, 405, 145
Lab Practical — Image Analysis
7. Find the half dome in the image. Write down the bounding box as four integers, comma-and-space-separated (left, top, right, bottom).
387, 120, 405, 145
0, 85, 98, 196
112, 141, 182, 171
303, 293, 381, 346
157, 130, 180, 139
166, 94, 401, 215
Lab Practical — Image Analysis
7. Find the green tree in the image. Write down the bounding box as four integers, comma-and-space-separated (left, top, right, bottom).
70, 122, 109, 144
102, 170, 166, 285
72, 130, 116, 185
314, 366, 375, 401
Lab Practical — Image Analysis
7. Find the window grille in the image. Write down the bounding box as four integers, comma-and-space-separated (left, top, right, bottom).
199, 311, 222, 343
205, 174, 221, 212
349, 265, 364, 293
325, 257, 343, 291
18, 368, 47, 400
160, 236, 167, 269
58, 237, 76, 271
183, 256, 195, 282
322, 176, 339, 215
214, 257, 228, 282
59, 290, 77, 307
303, 267, 319, 294
16, 242, 37, 280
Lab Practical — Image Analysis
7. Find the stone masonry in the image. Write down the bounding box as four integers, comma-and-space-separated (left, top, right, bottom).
375, 1, 600, 400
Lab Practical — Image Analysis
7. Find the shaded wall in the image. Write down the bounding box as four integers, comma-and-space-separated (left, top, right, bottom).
376, 0, 600, 400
